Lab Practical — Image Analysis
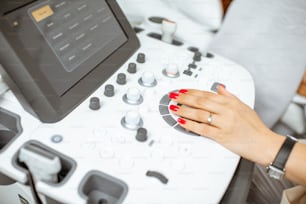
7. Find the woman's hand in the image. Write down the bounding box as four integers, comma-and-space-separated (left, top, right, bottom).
169, 86, 284, 166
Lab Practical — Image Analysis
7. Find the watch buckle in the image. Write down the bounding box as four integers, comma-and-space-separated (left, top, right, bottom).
267, 164, 285, 179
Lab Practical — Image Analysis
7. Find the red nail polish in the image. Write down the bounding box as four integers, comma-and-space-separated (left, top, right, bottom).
169, 92, 179, 99
179, 89, 188, 94
177, 118, 186, 125
219, 83, 226, 89
169, 105, 179, 111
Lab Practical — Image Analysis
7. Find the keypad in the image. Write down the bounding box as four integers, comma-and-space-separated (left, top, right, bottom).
29, 0, 125, 72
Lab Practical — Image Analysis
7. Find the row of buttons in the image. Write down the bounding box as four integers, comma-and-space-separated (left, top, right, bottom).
33, 0, 120, 72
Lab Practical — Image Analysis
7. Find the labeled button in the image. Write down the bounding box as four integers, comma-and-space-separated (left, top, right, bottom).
54, 1, 67, 9
77, 4, 88, 11
68, 22, 79, 30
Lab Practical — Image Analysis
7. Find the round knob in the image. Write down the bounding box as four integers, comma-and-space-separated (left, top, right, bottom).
136, 53, 145, 63
104, 84, 114, 97
117, 73, 126, 85
127, 62, 137, 74
89, 97, 101, 110
138, 71, 157, 87
121, 110, 143, 130
193, 51, 202, 62
136, 127, 148, 142
163, 64, 179, 78
123, 87, 143, 105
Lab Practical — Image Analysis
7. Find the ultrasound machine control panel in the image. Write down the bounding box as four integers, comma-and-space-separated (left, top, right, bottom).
0, 0, 255, 203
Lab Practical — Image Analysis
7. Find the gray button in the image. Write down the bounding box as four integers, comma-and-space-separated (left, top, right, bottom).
162, 115, 177, 126
183, 69, 193, 76
51, 32, 64, 41
159, 94, 171, 105
210, 82, 226, 92
127, 62, 137, 73
159, 105, 169, 115
136, 53, 145, 63
54, 1, 67, 9
136, 127, 148, 142
146, 170, 168, 184
104, 84, 114, 97
89, 97, 101, 110
116, 73, 126, 85
193, 51, 202, 61
188, 63, 197, 69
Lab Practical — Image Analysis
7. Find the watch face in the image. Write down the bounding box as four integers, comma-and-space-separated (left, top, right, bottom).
267, 165, 285, 180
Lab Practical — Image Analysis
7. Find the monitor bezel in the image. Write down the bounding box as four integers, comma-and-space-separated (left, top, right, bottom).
0, 0, 140, 122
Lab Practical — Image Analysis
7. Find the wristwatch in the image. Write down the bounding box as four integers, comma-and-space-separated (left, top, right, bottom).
267, 135, 297, 179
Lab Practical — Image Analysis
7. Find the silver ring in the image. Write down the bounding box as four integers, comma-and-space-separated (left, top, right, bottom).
207, 113, 213, 125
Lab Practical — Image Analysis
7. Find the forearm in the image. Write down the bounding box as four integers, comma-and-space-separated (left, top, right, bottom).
284, 142, 306, 186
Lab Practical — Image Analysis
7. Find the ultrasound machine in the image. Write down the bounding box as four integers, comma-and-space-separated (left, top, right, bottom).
0, 0, 255, 203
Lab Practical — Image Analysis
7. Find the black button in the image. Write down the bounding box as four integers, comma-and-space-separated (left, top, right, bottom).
89, 97, 101, 110
136, 128, 148, 142
183, 70, 193, 76
136, 53, 145, 63
127, 63, 137, 74
146, 170, 168, 184
116, 73, 126, 85
104, 84, 115, 97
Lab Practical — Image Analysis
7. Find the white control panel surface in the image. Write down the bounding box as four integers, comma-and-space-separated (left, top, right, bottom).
117, 0, 221, 52
0, 31, 255, 204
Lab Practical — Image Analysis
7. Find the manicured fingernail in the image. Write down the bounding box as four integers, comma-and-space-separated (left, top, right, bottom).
177, 118, 186, 125
179, 89, 188, 94
169, 104, 179, 111
169, 92, 179, 99
218, 83, 226, 89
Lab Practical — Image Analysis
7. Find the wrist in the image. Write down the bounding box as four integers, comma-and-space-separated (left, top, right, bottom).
257, 131, 286, 166
266, 135, 297, 179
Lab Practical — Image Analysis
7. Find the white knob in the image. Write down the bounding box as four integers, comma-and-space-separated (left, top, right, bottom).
139, 71, 157, 87
127, 87, 140, 101
121, 110, 143, 130
123, 87, 143, 105
161, 19, 177, 44
163, 64, 179, 78
125, 110, 140, 125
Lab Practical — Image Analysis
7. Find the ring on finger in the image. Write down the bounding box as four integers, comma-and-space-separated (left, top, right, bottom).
207, 112, 213, 125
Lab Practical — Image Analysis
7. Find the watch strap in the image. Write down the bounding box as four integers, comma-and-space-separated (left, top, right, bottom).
271, 136, 297, 171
